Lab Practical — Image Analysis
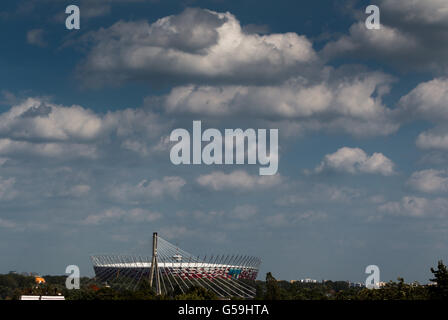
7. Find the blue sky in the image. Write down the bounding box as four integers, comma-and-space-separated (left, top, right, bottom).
1, 0, 448, 284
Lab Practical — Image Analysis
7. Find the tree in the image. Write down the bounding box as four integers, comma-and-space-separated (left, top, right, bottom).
175, 286, 217, 300
430, 260, 448, 300
265, 272, 281, 300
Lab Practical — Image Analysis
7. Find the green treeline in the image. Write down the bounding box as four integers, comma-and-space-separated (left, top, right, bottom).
1, 260, 448, 300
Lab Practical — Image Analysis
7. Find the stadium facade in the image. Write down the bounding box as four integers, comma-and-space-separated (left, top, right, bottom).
91, 233, 261, 298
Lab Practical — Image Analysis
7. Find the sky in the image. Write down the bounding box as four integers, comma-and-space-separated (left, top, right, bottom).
1, 0, 448, 284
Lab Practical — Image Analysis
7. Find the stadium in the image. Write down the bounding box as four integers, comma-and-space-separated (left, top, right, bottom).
90, 233, 261, 298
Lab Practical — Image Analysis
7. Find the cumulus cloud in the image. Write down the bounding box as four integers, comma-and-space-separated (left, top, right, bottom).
83, 0, 157, 17
109, 176, 186, 204
69, 8, 402, 139
0, 138, 98, 159
399, 78, 448, 122
105, 107, 172, 156
407, 169, 448, 193
265, 211, 327, 227
105, 107, 169, 140
323, 22, 417, 59
379, 196, 448, 218
0, 98, 103, 142
0, 176, 16, 200
163, 71, 398, 137
277, 184, 361, 206
190, 204, 257, 223
0, 218, 16, 229
158, 225, 192, 240
380, 0, 448, 27
322, 22, 418, 64
73, 9, 401, 139
396, 78, 448, 151
77, 8, 317, 86
10, 98, 168, 144
230, 204, 258, 220
84, 207, 162, 225
417, 130, 448, 151
314, 147, 395, 176
0, 97, 171, 160
120, 135, 173, 156
196, 170, 282, 191
323, 0, 448, 73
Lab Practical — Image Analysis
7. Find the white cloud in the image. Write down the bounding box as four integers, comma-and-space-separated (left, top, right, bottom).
322, 185, 361, 202
190, 209, 225, 224
322, 22, 417, 61
78, 8, 316, 86
120, 139, 151, 156
314, 147, 395, 176
379, 196, 448, 218
0, 98, 103, 142
158, 226, 191, 240
399, 78, 448, 122
264, 213, 289, 227
104, 107, 169, 141
120, 136, 173, 156
82, 3, 111, 18
188, 205, 257, 224
265, 211, 327, 227
157, 225, 229, 243
381, 0, 448, 26
277, 184, 361, 206
417, 130, 448, 151
0, 97, 171, 159
163, 71, 398, 137
0, 218, 16, 229
1, 98, 169, 144
109, 176, 186, 204
84, 207, 162, 225
196, 170, 282, 191
368, 195, 386, 204
396, 78, 448, 151
230, 204, 258, 220
0, 176, 16, 201
65, 184, 91, 197
103, 107, 173, 157
323, 1, 448, 73
0, 90, 18, 106
407, 169, 448, 193
0, 138, 98, 159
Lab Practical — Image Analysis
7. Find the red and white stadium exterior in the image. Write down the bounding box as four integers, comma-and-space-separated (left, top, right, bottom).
90, 234, 261, 298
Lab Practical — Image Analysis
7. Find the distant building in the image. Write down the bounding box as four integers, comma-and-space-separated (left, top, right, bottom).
349, 282, 365, 288
299, 278, 318, 283
20, 295, 65, 301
